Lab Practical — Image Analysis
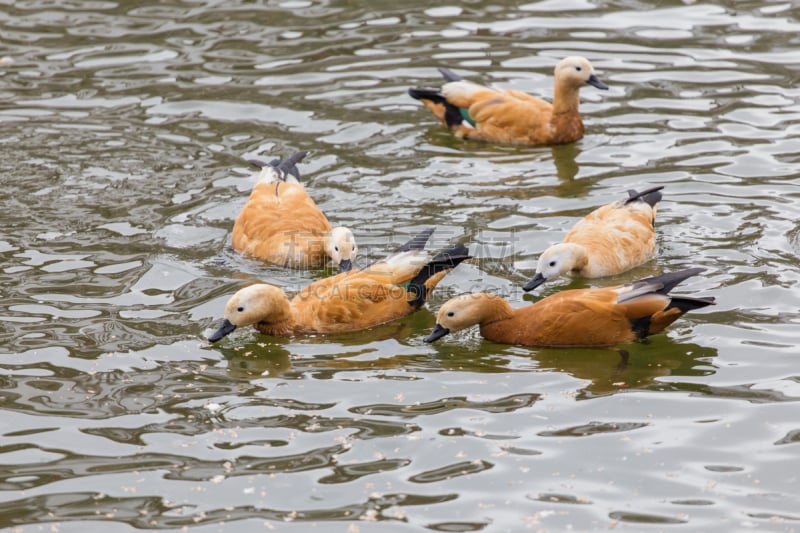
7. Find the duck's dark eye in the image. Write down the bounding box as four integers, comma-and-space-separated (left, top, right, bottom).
237, 306, 244, 312
575, 66, 582, 72
446, 311, 455, 317
549, 261, 556, 267
334, 246, 339, 252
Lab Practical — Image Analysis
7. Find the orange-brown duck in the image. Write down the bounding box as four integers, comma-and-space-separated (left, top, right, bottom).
209, 229, 471, 342
523, 186, 663, 291
231, 151, 357, 272
409, 56, 608, 146
426, 268, 714, 347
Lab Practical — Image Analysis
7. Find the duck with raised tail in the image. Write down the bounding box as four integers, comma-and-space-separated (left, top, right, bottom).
209, 228, 471, 342
231, 151, 358, 272
426, 268, 715, 347
523, 186, 663, 291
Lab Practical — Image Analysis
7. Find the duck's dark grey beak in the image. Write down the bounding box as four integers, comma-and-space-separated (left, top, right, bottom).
424, 324, 450, 343
522, 273, 546, 292
246, 159, 269, 169
338, 259, 352, 272
208, 319, 237, 343
587, 74, 608, 90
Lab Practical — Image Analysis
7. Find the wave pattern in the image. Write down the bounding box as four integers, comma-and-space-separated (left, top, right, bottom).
1, 1, 799, 530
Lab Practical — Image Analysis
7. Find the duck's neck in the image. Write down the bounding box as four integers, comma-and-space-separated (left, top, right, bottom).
563, 243, 589, 274
544, 242, 590, 277
552, 83, 581, 115
474, 294, 515, 326
253, 295, 296, 336
476, 296, 522, 343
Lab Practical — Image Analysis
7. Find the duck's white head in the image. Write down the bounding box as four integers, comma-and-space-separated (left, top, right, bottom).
325, 226, 358, 272
207, 284, 290, 342
425, 293, 513, 342
555, 56, 608, 90
523, 243, 585, 291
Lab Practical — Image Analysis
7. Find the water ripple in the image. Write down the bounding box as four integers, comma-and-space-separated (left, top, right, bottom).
1, 1, 799, 530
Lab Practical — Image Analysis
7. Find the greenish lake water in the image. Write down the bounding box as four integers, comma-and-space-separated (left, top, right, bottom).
1, 1, 798, 531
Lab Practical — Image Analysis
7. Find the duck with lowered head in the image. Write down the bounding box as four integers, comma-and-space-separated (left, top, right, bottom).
231, 151, 358, 272
523, 186, 664, 291
426, 268, 714, 348
209, 228, 471, 342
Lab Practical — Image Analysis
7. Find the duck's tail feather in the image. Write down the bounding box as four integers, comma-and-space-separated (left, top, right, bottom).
271, 151, 307, 182
408, 88, 464, 128
625, 185, 664, 207
394, 228, 436, 253
666, 296, 716, 314
247, 151, 307, 182
437, 67, 463, 82
407, 243, 471, 309
408, 87, 442, 102
634, 294, 715, 338
638, 267, 706, 295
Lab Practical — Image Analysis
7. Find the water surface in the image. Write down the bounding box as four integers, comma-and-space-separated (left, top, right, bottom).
1, 1, 799, 531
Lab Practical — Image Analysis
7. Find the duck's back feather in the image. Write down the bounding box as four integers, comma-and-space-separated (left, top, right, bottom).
484, 288, 635, 346
232, 181, 332, 266
563, 196, 658, 278
289, 231, 471, 333
483, 268, 713, 346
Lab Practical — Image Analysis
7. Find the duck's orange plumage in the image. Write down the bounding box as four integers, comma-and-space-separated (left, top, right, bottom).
523, 187, 663, 291
425, 268, 715, 348
208, 228, 471, 342
231, 151, 357, 272
408, 56, 608, 146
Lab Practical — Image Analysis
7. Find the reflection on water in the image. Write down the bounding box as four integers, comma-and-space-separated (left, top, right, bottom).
223, 344, 293, 379
1, 0, 800, 531
532, 339, 718, 398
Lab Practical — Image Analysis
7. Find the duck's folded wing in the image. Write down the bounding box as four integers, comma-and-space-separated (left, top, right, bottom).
502, 88, 550, 106
465, 95, 553, 140
358, 246, 433, 285
615, 291, 671, 318
293, 277, 412, 333
516, 289, 634, 346
613, 269, 714, 336
361, 241, 470, 292
355, 228, 435, 283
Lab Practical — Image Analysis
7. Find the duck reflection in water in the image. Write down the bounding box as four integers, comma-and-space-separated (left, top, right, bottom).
215, 342, 292, 379
429, 335, 717, 399
215, 311, 436, 379
533, 339, 718, 398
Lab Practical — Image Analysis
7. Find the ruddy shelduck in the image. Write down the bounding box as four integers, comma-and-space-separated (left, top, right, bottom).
408, 56, 608, 146
231, 151, 357, 272
208, 228, 471, 342
523, 186, 664, 291
425, 268, 714, 347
